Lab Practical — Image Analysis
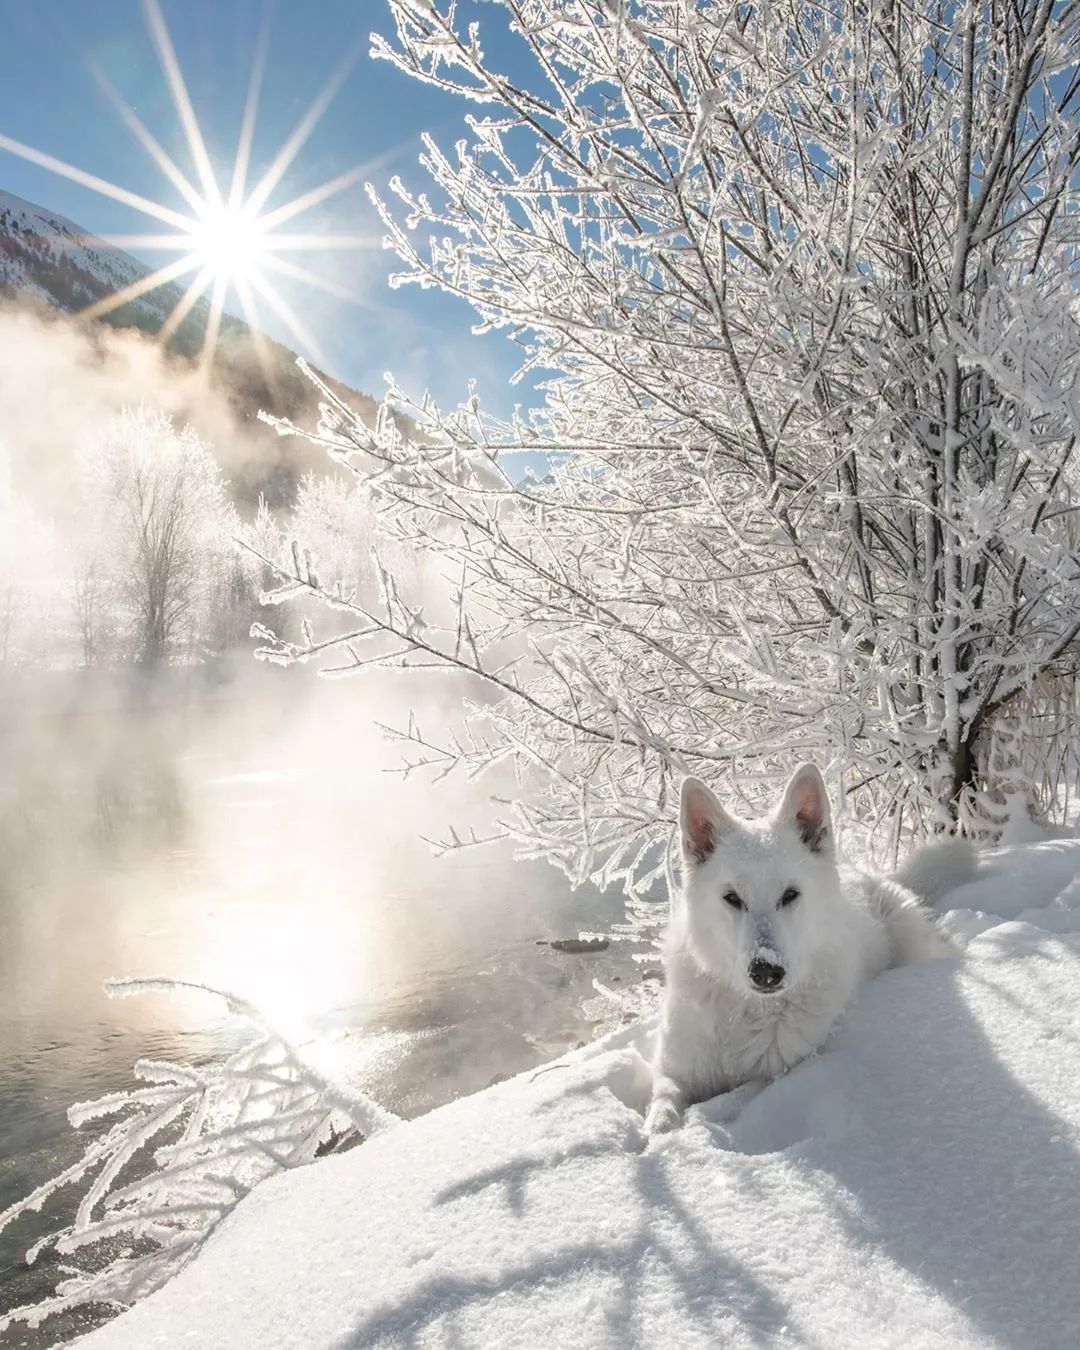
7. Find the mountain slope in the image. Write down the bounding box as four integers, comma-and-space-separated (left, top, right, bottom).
0, 188, 377, 504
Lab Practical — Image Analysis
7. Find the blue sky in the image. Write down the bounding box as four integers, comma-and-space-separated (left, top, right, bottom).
0, 0, 535, 417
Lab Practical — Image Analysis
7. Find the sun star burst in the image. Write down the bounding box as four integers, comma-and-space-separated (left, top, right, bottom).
0, 0, 380, 380
186, 203, 270, 285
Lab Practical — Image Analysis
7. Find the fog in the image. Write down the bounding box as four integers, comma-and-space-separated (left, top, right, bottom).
0, 305, 280, 511
0, 303, 642, 1335
0, 663, 624, 1110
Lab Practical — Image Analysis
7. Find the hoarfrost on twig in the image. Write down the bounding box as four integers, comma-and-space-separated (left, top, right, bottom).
0, 977, 398, 1335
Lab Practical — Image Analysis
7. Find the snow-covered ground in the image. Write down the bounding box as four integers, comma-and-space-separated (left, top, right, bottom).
0, 189, 168, 319
79, 841, 1080, 1349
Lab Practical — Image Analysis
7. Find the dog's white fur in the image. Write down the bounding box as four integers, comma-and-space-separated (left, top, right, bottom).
645, 765, 961, 1135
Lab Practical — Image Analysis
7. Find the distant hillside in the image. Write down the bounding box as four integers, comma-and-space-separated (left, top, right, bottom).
0, 188, 378, 505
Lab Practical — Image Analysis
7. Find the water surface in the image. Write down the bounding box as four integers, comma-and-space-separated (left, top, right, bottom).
0, 667, 660, 1341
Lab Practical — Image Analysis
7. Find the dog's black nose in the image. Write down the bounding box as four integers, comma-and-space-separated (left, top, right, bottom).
748, 958, 785, 992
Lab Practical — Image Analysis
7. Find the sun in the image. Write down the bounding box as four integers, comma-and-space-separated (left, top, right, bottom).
0, 0, 380, 377
186, 204, 269, 285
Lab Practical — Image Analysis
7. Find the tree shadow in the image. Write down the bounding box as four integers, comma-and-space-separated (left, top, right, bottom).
343, 1107, 798, 1348
716, 933, 1080, 1349
433, 1140, 619, 1217
341, 933, 1080, 1348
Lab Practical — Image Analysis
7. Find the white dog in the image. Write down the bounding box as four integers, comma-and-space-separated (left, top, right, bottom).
645, 765, 960, 1135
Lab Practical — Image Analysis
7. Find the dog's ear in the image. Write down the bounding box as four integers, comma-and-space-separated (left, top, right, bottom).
680, 777, 734, 864
776, 764, 833, 856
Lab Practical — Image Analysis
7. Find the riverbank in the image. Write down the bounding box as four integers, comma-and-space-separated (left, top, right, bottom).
0, 671, 654, 1344
45, 841, 1080, 1348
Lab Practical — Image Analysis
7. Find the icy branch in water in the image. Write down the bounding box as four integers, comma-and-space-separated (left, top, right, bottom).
0, 978, 398, 1335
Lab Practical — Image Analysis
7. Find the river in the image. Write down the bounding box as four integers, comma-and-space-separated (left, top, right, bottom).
0, 665, 662, 1345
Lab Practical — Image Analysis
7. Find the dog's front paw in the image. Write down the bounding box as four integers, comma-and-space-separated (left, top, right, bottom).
644, 1098, 683, 1136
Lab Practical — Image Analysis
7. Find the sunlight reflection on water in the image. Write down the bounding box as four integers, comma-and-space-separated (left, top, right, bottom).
0, 666, 659, 1332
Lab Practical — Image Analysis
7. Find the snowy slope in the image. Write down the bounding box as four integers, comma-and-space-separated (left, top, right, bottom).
0, 188, 381, 504
77, 843, 1080, 1350
0, 188, 202, 331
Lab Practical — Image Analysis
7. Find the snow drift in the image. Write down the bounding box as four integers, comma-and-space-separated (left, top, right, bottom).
73, 841, 1080, 1349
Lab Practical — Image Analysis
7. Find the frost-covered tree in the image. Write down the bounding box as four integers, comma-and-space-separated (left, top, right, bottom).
70, 514, 117, 669
243, 473, 432, 651
257, 0, 1080, 890
280, 473, 376, 601
78, 408, 243, 666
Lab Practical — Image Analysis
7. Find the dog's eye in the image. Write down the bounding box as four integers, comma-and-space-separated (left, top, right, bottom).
779, 886, 800, 908
723, 890, 744, 911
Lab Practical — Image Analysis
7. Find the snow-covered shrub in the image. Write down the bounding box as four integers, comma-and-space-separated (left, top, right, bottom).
0, 978, 396, 1337
255, 1, 1080, 896
240, 473, 379, 626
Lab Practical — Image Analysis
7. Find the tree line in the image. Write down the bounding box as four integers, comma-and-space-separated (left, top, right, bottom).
0, 404, 371, 674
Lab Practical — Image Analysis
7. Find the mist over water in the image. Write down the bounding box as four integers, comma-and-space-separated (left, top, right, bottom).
0, 662, 652, 1336
0, 299, 662, 1340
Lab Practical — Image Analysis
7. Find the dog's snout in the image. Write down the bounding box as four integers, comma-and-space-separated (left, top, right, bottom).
748, 957, 786, 992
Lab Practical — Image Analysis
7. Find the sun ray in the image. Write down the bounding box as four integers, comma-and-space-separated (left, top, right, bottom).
264, 234, 381, 251
243, 43, 362, 219
232, 272, 282, 400
105, 231, 379, 255
142, 0, 222, 209
0, 132, 192, 229
229, 14, 270, 210
255, 132, 419, 233
104, 234, 200, 250
78, 254, 203, 322
261, 252, 362, 303
247, 271, 328, 368
263, 255, 395, 319
158, 265, 214, 345
256, 164, 371, 233
88, 61, 205, 216
198, 272, 229, 376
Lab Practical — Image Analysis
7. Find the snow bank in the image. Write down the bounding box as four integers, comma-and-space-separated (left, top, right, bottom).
79, 844, 1080, 1349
